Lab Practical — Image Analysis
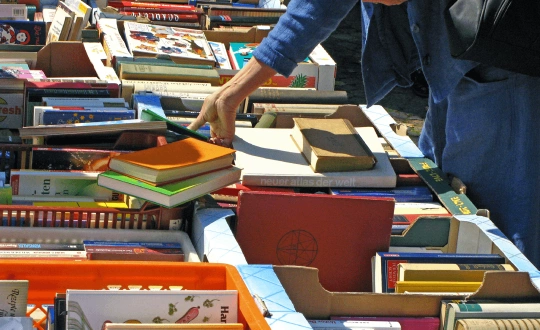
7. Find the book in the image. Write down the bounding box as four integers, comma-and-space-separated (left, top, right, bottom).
0, 249, 87, 258
290, 118, 377, 172
41, 97, 129, 107
107, 137, 235, 185
206, 15, 280, 29
235, 190, 395, 292
119, 9, 200, 23
10, 169, 117, 201
372, 252, 506, 293
442, 302, 540, 330
455, 318, 540, 330
0, 280, 28, 317
97, 166, 242, 208
394, 280, 482, 294
208, 40, 232, 70
30, 147, 129, 171
122, 22, 217, 67
65, 289, 238, 328
64, 0, 91, 41
140, 108, 208, 141
0, 242, 84, 250
84, 245, 184, 261
46, 1, 74, 43
107, 1, 197, 11
35, 108, 135, 125
0, 4, 27, 20
0, 317, 33, 329
104, 324, 244, 329
0, 20, 47, 45
330, 186, 434, 203
397, 263, 516, 282
307, 320, 401, 329
244, 89, 349, 113
204, 4, 285, 18
54, 293, 67, 330
118, 62, 221, 85
233, 126, 397, 188
331, 316, 440, 330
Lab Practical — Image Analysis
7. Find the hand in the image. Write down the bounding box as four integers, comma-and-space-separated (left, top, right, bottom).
362, 0, 407, 5
187, 90, 238, 147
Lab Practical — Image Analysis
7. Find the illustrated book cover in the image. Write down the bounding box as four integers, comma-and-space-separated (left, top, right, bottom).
123, 21, 217, 66
66, 289, 238, 329
290, 118, 377, 172
97, 166, 242, 208
232, 126, 397, 188
107, 137, 235, 184
235, 190, 395, 292
0, 20, 47, 45
46, 1, 74, 43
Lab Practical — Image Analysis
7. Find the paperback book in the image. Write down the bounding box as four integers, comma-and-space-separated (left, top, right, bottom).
0, 20, 47, 45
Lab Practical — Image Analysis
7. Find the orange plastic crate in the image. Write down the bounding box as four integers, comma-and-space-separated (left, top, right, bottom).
0, 260, 270, 330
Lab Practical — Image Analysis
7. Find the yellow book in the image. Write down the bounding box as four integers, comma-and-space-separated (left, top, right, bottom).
397, 263, 515, 282
394, 280, 482, 293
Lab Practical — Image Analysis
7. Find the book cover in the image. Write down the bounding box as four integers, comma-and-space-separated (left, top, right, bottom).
397, 263, 515, 282
0, 20, 46, 45
119, 10, 200, 23
0, 280, 28, 317
443, 302, 540, 330
235, 191, 395, 292
233, 126, 397, 188
30, 147, 128, 171
372, 252, 506, 293
66, 289, 238, 328
64, 0, 91, 41
36, 109, 135, 125
10, 169, 117, 201
330, 186, 434, 203
0, 4, 28, 20
331, 316, 440, 330
107, 137, 235, 184
122, 21, 217, 66
290, 118, 377, 172
97, 166, 242, 208
46, 1, 74, 43
394, 280, 482, 294
208, 40, 232, 70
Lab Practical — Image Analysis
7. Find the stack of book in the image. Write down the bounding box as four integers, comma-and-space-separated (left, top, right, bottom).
97, 136, 241, 208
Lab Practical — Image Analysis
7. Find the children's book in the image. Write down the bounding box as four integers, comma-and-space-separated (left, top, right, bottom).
123, 22, 217, 66
66, 289, 238, 329
0, 20, 47, 45
208, 40, 232, 70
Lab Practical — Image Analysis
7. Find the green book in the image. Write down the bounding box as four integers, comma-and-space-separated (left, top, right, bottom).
140, 108, 208, 141
97, 166, 241, 208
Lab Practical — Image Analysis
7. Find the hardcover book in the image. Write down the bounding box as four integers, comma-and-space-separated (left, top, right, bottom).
0, 280, 28, 317
84, 245, 184, 261
330, 185, 434, 203
372, 252, 506, 293
0, 20, 46, 45
331, 316, 440, 330
64, 0, 92, 40
397, 263, 515, 282
118, 62, 220, 85
30, 147, 128, 171
104, 324, 244, 329
394, 280, 482, 294
46, 1, 74, 43
123, 21, 217, 66
308, 320, 400, 329
455, 318, 540, 330
290, 118, 376, 172
208, 40, 232, 70
97, 166, 242, 208
233, 126, 397, 188
107, 137, 235, 185
66, 289, 238, 329
35, 108, 135, 125
235, 190, 395, 292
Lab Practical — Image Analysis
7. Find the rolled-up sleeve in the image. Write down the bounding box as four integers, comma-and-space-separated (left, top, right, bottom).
252, 0, 358, 76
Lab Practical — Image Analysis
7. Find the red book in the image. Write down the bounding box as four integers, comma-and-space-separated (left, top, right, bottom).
119, 11, 200, 23
122, 7, 201, 15
331, 316, 440, 330
235, 191, 395, 292
107, 0, 196, 11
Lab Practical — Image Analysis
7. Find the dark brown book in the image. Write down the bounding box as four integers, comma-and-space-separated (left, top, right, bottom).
85, 246, 185, 261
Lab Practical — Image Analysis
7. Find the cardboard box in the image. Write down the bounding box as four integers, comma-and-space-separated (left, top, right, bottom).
204, 27, 336, 91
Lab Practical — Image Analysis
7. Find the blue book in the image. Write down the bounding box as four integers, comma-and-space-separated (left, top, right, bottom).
82, 241, 182, 249
39, 109, 135, 125
132, 93, 166, 119
330, 186, 434, 203
373, 252, 506, 293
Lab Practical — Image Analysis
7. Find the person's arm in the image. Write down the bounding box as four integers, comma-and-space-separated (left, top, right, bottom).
187, 57, 276, 146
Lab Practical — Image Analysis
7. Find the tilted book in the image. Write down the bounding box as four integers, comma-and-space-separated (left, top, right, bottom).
97, 166, 242, 208
107, 137, 235, 184
233, 126, 396, 188
123, 21, 217, 66
46, 1, 74, 43
66, 289, 238, 329
290, 118, 376, 172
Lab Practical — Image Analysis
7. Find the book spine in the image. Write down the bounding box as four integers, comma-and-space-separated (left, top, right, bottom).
308, 319, 400, 329
246, 89, 349, 112
0, 250, 86, 258
107, 0, 196, 11
0, 243, 84, 250
119, 11, 200, 22
455, 319, 540, 330
82, 241, 182, 248
40, 110, 135, 125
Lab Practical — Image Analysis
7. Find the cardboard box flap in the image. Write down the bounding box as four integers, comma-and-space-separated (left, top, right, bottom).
36, 42, 98, 78
204, 26, 271, 46
325, 105, 374, 128
469, 271, 540, 301
273, 266, 455, 319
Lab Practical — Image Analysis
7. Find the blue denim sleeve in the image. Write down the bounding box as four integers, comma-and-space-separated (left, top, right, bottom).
252, 0, 358, 77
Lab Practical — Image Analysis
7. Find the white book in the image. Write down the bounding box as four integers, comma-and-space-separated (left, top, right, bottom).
64, 0, 91, 40
66, 289, 238, 329
209, 40, 233, 70
10, 169, 116, 201
308, 319, 401, 329
0, 281, 28, 317
0, 4, 27, 20
46, 1, 74, 43
233, 126, 397, 188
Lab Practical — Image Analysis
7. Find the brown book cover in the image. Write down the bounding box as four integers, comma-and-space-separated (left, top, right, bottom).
290, 118, 376, 173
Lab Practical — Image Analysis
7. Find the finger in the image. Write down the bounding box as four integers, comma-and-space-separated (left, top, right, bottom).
187, 115, 205, 131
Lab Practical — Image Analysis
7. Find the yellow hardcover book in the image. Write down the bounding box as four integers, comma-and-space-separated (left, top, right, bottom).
394, 280, 482, 294
290, 118, 376, 173
397, 263, 515, 282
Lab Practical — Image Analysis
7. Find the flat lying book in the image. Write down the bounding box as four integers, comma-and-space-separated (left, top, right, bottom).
233, 126, 396, 188
97, 166, 242, 208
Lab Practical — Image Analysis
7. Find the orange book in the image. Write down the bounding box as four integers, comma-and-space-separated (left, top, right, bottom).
107, 137, 235, 184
